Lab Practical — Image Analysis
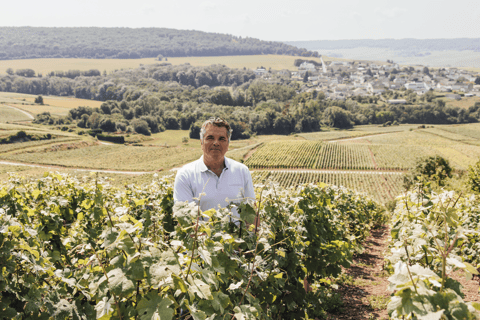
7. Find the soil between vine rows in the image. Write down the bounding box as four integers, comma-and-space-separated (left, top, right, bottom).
325, 225, 391, 320
324, 225, 480, 320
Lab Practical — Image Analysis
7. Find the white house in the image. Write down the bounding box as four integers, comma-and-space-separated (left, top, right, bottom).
405, 82, 429, 92
254, 68, 268, 76
298, 62, 316, 72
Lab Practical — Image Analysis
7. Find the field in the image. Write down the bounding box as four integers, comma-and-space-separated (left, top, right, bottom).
0, 105, 33, 122
252, 170, 404, 204
2, 120, 480, 206
438, 95, 480, 109
0, 92, 104, 117
0, 55, 328, 75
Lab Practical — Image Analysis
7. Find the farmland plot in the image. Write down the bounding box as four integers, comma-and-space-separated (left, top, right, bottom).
0, 143, 203, 171
252, 170, 404, 203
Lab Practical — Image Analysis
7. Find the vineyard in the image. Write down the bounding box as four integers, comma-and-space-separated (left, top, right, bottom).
385, 187, 480, 319
0, 173, 385, 319
252, 170, 404, 204
245, 141, 433, 171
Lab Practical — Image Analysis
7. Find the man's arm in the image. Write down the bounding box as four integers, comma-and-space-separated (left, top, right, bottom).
243, 168, 259, 229
173, 170, 195, 204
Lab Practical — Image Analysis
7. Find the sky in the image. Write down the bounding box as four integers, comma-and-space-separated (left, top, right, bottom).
2, 0, 480, 42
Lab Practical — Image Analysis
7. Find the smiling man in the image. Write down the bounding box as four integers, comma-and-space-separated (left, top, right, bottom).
173, 117, 255, 214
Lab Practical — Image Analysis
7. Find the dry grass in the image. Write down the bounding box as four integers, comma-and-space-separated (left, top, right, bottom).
0, 92, 103, 116
0, 106, 33, 122
0, 55, 325, 74
0, 143, 203, 172
440, 96, 480, 109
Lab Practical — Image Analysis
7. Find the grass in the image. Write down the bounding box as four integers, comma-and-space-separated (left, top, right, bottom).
0, 143, 203, 172
0, 55, 324, 75
366, 295, 389, 310
0, 92, 104, 116
0, 137, 82, 154
2, 122, 480, 203
0, 105, 33, 122
438, 95, 480, 109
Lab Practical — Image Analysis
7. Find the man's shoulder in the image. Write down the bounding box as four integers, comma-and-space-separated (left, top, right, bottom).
225, 157, 250, 172
176, 157, 203, 175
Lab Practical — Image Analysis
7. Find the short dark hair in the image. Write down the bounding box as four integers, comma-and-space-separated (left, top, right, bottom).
200, 117, 232, 141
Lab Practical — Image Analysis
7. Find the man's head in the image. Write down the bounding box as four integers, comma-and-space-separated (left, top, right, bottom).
200, 117, 232, 142
200, 117, 232, 165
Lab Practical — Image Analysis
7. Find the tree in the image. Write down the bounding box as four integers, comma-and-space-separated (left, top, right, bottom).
405, 156, 453, 189
323, 106, 353, 129
99, 118, 116, 132
475, 77, 480, 85
34, 95, 44, 104
189, 122, 202, 139
6, 68, 14, 75
303, 71, 309, 83
131, 119, 151, 135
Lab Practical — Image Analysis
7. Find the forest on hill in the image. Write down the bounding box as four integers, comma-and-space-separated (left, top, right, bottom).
0, 27, 318, 60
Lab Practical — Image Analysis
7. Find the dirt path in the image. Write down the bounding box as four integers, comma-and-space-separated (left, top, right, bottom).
326, 225, 391, 320
325, 225, 480, 320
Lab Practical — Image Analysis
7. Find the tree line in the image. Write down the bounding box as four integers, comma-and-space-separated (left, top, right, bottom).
0, 27, 318, 60
2, 62, 479, 138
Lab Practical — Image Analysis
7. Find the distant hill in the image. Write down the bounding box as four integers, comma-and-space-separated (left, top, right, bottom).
285, 38, 480, 52
285, 38, 480, 68
0, 27, 318, 60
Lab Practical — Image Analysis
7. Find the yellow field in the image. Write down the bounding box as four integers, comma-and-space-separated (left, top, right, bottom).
0, 55, 328, 74
0, 105, 32, 122
439, 96, 480, 109
460, 67, 480, 72
0, 92, 103, 116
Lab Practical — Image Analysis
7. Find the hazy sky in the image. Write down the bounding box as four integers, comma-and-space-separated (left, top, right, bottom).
3, 0, 479, 41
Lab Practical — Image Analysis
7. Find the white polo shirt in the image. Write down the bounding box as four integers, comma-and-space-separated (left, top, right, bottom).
173, 156, 255, 214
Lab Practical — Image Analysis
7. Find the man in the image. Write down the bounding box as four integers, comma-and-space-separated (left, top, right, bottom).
173, 117, 255, 216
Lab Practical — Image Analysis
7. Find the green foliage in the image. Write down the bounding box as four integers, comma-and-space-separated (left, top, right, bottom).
0, 173, 383, 319
405, 156, 453, 190
0, 27, 317, 60
34, 95, 43, 104
467, 159, 480, 193
96, 134, 125, 144
386, 188, 480, 319
0, 130, 54, 145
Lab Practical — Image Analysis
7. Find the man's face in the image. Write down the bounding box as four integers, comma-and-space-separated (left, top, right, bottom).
201, 124, 229, 163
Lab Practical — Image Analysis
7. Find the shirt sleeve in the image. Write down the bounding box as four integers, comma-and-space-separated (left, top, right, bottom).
173, 169, 194, 204
243, 168, 256, 202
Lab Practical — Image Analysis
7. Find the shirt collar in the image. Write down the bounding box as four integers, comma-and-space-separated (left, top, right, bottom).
199, 155, 229, 172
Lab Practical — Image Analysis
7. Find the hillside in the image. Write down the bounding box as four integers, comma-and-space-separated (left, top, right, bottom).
284, 38, 480, 68
0, 27, 317, 60
285, 38, 480, 53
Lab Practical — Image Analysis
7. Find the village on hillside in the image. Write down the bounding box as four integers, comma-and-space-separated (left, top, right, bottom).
255, 59, 480, 103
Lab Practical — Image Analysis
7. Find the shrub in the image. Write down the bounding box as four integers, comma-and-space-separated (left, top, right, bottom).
405, 156, 453, 189
96, 134, 125, 144
131, 119, 151, 136
468, 159, 480, 193
115, 122, 127, 132
34, 95, 43, 104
